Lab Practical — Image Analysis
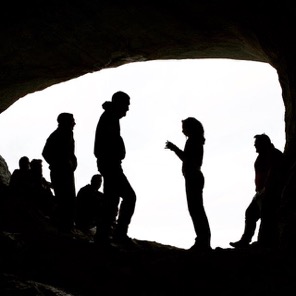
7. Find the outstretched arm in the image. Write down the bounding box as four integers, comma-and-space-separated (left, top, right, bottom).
165, 140, 184, 161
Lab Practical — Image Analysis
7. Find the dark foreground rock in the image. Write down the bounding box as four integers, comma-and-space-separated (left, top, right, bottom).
0, 230, 295, 296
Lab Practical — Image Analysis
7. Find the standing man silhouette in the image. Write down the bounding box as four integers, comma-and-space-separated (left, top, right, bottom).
94, 91, 136, 247
230, 134, 284, 249
166, 117, 211, 251
42, 112, 77, 232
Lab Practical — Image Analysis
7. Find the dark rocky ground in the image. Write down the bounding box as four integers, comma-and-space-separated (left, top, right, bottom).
0, 227, 296, 296
0, 180, 295, 296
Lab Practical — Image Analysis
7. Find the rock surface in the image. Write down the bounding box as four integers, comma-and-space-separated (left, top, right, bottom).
0, 229, 295, 296
0, 156, 11, 188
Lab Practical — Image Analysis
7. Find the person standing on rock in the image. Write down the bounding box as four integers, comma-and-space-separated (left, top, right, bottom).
94, 91, 136, 248
165, 117, 211, 252
42, 112, 77, 232
230, 134, 285, 249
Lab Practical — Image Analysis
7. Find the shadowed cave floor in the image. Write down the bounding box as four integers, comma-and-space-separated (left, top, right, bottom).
0, 228, 295, 296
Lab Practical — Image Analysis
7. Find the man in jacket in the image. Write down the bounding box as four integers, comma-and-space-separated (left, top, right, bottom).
42, 112, 77, 232
94, 91, 136, 248
230, 134, 285, 249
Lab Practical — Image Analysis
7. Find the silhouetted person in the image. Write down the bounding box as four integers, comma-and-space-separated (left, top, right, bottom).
42, 112, 77, 232
5, 156, 31, 231
165, 117, 211, 251
94, 91, 136, 247
74, 174, 104, 232
9, 156, 31, 200
14, 158, 57, 236
230, 134, 284, 249
29, 159, 55, 218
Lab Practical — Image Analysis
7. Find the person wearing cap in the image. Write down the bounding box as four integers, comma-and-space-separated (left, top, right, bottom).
94, 91, 136, 247
230, 133, 285, 249
42, 112, 77, 232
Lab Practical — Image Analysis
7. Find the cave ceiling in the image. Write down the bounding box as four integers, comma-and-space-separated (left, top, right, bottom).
0, 0, 295, 114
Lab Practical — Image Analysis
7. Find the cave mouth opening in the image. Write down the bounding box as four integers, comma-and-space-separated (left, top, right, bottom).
0, 58, 285, 249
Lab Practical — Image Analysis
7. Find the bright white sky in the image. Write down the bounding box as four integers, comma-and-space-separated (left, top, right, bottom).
0, 59, 285, 249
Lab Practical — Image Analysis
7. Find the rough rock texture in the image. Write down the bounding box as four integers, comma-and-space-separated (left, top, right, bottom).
0, 156, 11, 187
1, 1, 296, 159
0, 230, 295, 296
1, 1, 296, 151
1, 1, 296, 294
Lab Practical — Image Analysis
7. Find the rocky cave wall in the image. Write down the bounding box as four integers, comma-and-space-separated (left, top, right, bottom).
1, 0, 296, 248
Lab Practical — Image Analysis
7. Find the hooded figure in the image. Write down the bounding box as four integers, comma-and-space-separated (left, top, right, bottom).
94, 91, 136, 247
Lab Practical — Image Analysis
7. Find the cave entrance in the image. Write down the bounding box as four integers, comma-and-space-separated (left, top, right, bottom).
0, 58, 285, 249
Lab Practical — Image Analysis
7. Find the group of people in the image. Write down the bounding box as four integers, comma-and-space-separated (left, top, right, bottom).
2, 90, 287, 252
6, 153, 104, 237
165, 120, 286, 250
7, 155, 55, 232
39, 92, 137, 248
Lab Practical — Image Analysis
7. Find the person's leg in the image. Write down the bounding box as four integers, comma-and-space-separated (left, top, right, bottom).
258, 192, 281, 248
189, 203, 211, 249
50, 169, 76, 231
113, 172, 136, 242
230, 193, 261, 248
185, 172, 211, 250
94, 169, 120, 245
95, 161, 123, 245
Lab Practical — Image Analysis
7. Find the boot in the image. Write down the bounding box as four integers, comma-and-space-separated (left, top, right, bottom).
112, 224, 136, 247
229, 238, 250, 248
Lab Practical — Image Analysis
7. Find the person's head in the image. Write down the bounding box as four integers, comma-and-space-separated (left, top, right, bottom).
30, 159, 43, 176
57, 112, 76, 130
19, 156, 30, 170
111, 91, 130, 118
254, 134, 272, 153
90, 174, 102, 190
182, 117, 205, 143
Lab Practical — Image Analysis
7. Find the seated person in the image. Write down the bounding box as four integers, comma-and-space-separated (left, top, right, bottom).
75, 174, 104, 232
29, 158, 55, 218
